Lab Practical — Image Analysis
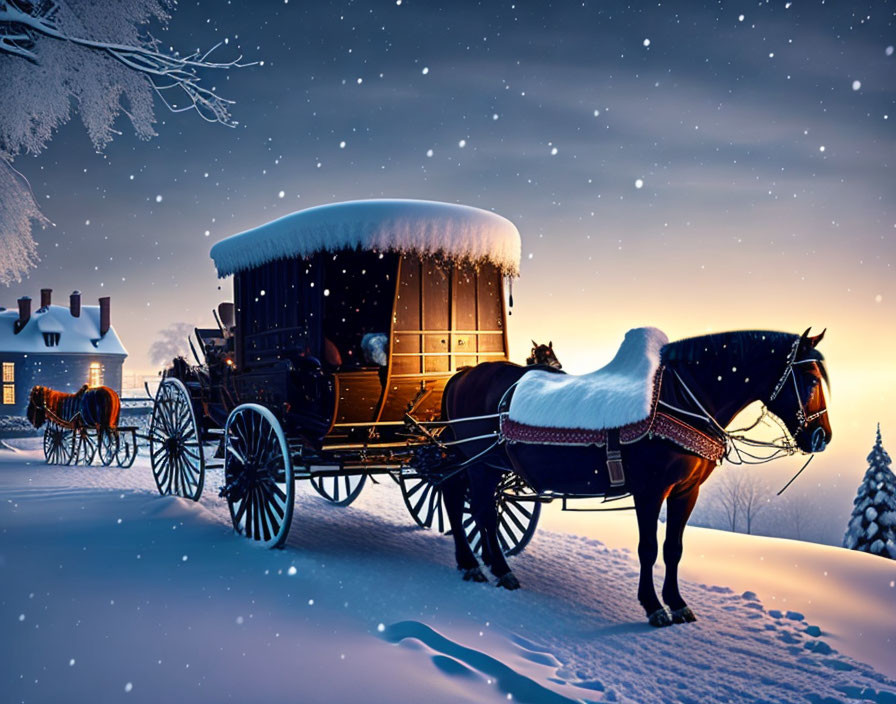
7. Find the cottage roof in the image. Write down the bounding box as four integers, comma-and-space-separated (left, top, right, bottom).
0, 305, 127, 356
210, 199, 522, 277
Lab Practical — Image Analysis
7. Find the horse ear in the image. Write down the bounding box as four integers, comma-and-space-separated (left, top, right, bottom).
531, 340, 538, 347
549, 341, 553, 348
808, 328, 826, 348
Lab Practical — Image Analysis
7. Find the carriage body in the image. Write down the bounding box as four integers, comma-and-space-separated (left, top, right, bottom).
228, 250, 510, 449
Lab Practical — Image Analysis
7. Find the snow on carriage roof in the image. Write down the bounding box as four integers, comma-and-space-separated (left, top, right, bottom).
210, 199, 522, 277
0, 305, 127, 356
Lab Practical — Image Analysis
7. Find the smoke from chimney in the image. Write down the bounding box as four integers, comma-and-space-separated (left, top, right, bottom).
99, 296, 110, 336
40, 288, 52, 309
15, 296, 31, 333
70, 290, 81, 318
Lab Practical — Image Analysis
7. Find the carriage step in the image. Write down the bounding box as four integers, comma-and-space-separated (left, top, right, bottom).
206, 428, 225, 435
205, 463, 223, 469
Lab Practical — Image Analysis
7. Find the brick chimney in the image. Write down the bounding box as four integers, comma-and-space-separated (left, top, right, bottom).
40, 288, 52, 309
99, 296, 110, 336
14, 296, 31, 333
70, 290, 81, 318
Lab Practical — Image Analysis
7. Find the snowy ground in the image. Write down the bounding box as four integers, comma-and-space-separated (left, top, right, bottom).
1, 440, 895, 704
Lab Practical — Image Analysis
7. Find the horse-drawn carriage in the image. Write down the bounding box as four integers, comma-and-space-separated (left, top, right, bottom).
147, 200, 540, 551
30, 384, 138, 468
145, 198, 832, 626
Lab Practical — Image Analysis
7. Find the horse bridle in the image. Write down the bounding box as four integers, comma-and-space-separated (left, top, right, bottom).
768, 338, 828, 434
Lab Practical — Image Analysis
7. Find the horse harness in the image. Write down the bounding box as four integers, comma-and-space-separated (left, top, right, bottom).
499, 369, 727, 489
499, 342, 822, 488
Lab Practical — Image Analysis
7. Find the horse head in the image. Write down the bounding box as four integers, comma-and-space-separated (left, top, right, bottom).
527, 340, 562, 369
26, 386, 47, 428
766, 328, 832, 454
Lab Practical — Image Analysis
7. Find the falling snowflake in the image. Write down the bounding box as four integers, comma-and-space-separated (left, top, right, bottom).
422, 67, 429, 75
458, 139, 467, 148
155, 195, 163, 203
852, 80, 862, 91
643, 38, 650, 47
635, 178, 644, 189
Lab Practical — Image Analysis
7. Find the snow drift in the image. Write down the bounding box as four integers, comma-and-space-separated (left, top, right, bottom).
1, 442, 894, 703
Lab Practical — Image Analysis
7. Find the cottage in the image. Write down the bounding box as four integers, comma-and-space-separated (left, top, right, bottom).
0, 289, 127, 416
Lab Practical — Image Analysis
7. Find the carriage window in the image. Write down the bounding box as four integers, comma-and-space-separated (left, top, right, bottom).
2, 384, 13, 405
88, 362, 103, 388
323, 251, 395, 368
1, 362, 12, 383
42, 332, 60, 347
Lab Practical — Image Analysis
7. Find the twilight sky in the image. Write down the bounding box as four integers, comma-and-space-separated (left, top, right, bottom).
4, 0, 895, 535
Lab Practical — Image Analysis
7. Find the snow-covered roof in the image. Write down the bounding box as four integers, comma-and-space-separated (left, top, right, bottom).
0, 305, 127, 356
210, 199, 522, 277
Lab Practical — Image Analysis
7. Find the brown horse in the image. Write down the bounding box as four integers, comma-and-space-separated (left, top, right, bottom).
439, 329, 831, 627
27, 384, 121, 442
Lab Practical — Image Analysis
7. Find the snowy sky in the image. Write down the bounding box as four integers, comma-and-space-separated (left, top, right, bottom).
5, 0, 895, 514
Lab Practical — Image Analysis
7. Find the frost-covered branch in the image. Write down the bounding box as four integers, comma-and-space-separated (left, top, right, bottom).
0, 0, 257, 284
0, 1, 255, 127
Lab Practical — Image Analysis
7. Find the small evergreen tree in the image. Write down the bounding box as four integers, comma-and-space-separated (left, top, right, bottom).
843, 425, 896, 559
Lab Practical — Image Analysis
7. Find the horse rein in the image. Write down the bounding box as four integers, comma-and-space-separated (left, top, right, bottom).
768, 337, 828, 433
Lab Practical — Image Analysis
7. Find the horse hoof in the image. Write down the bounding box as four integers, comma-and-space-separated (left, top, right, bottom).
495, 572, 521, 590
648, 608, 673, 627
671, 606, 697, 624
461, 567, 487, 583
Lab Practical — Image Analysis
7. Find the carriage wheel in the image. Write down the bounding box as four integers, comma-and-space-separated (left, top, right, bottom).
98, 429, 118, 467
71, 428, 98, 466
43, 423, 73, 465
149, 378, 205, 500
309, 472, 366, 507
399, 473, 457, 533
461, 474, 540, 557
115, 429, 138, 468
222, 404, 294, 548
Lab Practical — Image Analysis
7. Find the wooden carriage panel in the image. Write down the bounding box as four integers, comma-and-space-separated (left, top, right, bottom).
391, 260, 421, 375
332, 370, 383, 424
376, 377, 449, 422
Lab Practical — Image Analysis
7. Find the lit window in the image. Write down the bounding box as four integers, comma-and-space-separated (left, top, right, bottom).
2, 385, 13, 405
88, 362, 103, 388
1, 362, 13, 383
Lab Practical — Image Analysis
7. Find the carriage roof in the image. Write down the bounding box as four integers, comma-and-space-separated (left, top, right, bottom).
210, 199, 522, 278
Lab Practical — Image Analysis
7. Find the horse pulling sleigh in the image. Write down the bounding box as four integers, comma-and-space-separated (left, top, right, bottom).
145, 199, 832, 627
26, 384, 138, 468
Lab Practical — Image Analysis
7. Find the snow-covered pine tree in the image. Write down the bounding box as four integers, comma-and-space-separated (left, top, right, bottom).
843, 425, 896, 559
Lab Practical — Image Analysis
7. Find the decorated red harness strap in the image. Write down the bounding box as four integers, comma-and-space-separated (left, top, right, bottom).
499, 366, 726, 462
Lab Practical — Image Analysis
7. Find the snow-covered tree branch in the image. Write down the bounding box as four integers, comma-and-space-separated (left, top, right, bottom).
0, 0, 256, 284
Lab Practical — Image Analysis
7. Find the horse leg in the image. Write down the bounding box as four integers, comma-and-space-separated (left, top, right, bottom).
469, 468, 519, 590
634, 489, 671, 626
662, 488, 700, 624
442, 472, 487, 583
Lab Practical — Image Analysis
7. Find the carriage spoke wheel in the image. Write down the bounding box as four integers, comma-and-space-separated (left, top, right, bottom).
75, 429, 98, 466
115, 429, 138, 468
43, 423, 73, 465
149, 378, 205, 501
309, 472, 366, 507
223, 404, 294, 549
399, 473, 460, 534
462, 474, 540, 558
98, 429, 119, 467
